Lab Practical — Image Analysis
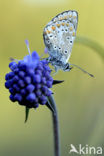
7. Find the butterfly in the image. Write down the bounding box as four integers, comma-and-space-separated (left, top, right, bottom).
43, 10, 78, 71
43, 10, 94, 77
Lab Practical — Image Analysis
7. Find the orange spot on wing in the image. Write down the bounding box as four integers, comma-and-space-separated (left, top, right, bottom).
72, 32, 75, 36
69, 14, 72, 18
59, 17, 63, 20
51, 26, 56, 30
47, 30, 51, 34
73, 16, 77, 19
62, 23, 65, 26
56, 24, 60, 27
43, 31, 47, 35
66, 23, 69, 26
69, 27, 73, 31
64, 16, 67, 19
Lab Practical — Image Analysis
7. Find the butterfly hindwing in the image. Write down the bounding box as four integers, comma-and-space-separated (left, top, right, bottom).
43, 10, 78, 64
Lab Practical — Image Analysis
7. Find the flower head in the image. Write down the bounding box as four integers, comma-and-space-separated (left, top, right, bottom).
5, 47, 53, 108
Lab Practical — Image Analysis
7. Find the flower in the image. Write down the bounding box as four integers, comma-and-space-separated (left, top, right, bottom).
5, 50, 53, 109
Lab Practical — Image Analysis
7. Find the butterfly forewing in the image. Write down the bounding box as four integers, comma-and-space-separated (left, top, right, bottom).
43, 10, 78, 64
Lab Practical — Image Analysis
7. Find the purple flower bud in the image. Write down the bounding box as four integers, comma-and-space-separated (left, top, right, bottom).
9, 94, 15, 102
10, 63, 18, 71
44, 71, 50, 78
9, 88, 15, 95
48, 76, 53, 82
34, 98, 38, 103
35, 89, 42, 96
41, 77, 46, 84
37, 64, 43, 71
26, 93, 36, 103
18, 80, 25, 88
41, 100, 47, 105
42, 86, 48, 94
5, 73, 10, 80
26, 68, 35, 76
26, 84, 35, 93
35, 70, 42, 76
18, 61, 27, 71
18, 71, 25, 78
46, 89, 52, 96
9, 62, 16, 68
44, 65, 51, 71
41, 59, 48, 65
24, 76, 31, 84
46, 80, 53, 88
5, 80, 13, 89
39, 95, 47, 105
35, 84, 41, 89
40, 95, 47, 103
13, 75, 19, 82
34, 103, 39, 108
9, 62, 18, 71
14, 68, 19, 74
32, 51, 40, 61
13, 84, 20, 92
14, 93, 22, 102
5, 72, 14, 80
23, 55, 31, 62
20, 89, 27, 96
33, 74, 41, 83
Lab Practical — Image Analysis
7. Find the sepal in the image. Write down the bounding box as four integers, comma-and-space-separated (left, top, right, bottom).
53, 80, 64, 85
25, 106, 30, 123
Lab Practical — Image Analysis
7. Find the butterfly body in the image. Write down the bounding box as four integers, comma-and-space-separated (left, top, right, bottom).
43, 10, 78, 72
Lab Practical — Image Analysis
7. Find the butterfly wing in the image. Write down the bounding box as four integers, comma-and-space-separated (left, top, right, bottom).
43, 10, 78, 64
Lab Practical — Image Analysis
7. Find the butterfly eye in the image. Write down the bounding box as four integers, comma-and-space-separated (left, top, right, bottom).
50, 35, 53, 37
58, 47, 61, 50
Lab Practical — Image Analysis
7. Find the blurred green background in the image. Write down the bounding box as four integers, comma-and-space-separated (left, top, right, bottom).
0, 0, 104, 156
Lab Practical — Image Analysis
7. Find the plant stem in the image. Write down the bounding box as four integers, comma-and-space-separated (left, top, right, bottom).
48, 95, 60, 156
75, 36, 104, 59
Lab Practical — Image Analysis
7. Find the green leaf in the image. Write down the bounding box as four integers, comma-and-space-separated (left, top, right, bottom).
75, 36, 104, 59
25, 107, 30, 123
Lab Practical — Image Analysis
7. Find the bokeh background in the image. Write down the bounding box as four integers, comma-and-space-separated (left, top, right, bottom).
0, 0, 104, 156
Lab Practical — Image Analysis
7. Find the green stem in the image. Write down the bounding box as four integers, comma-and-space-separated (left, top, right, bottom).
75, 36, 104, 59
48, 95, 60, 156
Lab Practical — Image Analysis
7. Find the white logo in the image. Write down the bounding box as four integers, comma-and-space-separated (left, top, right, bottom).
69, 144, 103, 155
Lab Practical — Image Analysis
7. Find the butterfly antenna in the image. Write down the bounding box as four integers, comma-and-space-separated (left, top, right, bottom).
70, 64, 94, 77
25, 40, 31, 56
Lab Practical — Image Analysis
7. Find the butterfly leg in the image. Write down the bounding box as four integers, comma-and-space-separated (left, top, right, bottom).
63, 63, 73, 72
51, 66, 59, 76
